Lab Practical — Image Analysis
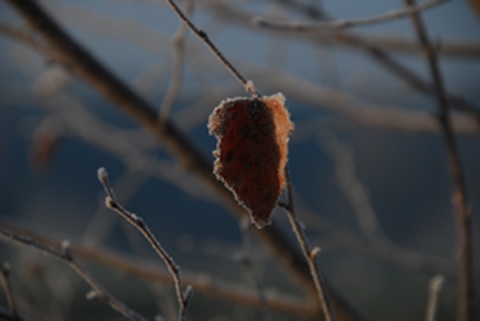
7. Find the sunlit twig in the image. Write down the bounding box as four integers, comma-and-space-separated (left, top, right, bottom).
97, 167, 193, 321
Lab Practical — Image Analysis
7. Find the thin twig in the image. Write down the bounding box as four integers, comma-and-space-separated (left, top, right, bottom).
82, 170, 148, 248
425, 275, 444, 321
0, 263, 18, 319
97, 167, 192, 321
404, 1, 474, 321
238, 219, 271, 321
163, 0, 259, 97
0, 227, 147, 321
206, 1, 480, 58
159, 0, 193, 118
279, 170, 336, 321
254, 0, 448, 31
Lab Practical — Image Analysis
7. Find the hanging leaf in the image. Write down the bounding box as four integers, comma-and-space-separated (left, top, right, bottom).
208, 93, 293, 228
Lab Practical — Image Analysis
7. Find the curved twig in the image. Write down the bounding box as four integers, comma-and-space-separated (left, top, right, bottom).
279, 170, 336, 321
98, 167, 192, 321
254, 0, 448, 31
0, 227, 147, 321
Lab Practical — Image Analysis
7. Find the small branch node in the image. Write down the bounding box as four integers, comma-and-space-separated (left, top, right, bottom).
1, 262, 11, 276
197, 29, 207, 38
277, 201, 291, 211
61, 240, 73, 261
431, 274, 444, 290
310, 247, 322, 260
105, 196, 115, 209
245, 80, 259, 98
86, 290, 108, 302
183, 285, 194, 301
97, 166, 108, 183
86, 290, 99, 300
130, 213, 140, 222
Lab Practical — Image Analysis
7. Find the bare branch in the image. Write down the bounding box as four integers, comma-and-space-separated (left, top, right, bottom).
279, 170, 336, 321
97, 167, 192, 321
163, 0, 259, 97
0, 227, 147, 321
404, 1, 474, 320
254, 0, 448, 31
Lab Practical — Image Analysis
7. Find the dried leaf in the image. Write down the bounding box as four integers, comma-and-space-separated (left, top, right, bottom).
208, 93, 293, 228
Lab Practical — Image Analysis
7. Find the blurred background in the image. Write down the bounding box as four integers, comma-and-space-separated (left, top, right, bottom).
0, 0, 479, 320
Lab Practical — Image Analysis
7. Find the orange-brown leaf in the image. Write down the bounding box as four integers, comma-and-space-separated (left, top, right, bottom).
208, 93, 293, 228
